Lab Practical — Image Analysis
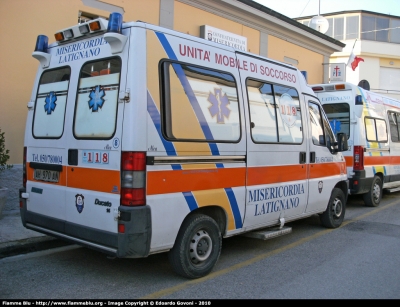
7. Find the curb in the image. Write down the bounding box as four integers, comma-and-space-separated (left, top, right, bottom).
0, 236, 73, 259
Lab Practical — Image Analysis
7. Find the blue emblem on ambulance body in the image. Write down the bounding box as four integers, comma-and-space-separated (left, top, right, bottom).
75, 194, 85, 213
208, 88, 230, 123
88, 85, 105, 112
44, 91, 57, 114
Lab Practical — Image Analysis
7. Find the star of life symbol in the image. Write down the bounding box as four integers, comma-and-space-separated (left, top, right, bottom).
44, 91, 57, 114
208, 88, 231, 123
88, 85, 106, 112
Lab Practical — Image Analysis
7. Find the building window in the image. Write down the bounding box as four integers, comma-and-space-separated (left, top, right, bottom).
390, 19, 400, 43
299, 13, 400, 44
333, 17, 344, 40
379, 67, 400, 94
301, 20, 310, 27
325, 18, 333, 37
361, 14, 391, 43
78, 11, 101, 24
376, 17, 390, 42
361, 15, 376, 40
346, 16, 359, 40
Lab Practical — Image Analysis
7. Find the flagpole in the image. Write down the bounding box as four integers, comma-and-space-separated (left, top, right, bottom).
351, 38, 357, 51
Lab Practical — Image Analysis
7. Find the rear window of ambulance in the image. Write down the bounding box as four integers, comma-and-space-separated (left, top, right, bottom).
32, 67, 70, 138
73, 58, 121, 139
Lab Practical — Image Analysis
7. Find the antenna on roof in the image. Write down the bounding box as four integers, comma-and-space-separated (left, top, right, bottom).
309, 0, 329, 34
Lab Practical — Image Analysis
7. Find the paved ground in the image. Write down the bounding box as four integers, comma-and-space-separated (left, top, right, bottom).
0, 167, 71, 258
0, 207, 69, 258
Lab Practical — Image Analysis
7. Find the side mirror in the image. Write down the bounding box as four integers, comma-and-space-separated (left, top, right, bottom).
337, 133, 348, 152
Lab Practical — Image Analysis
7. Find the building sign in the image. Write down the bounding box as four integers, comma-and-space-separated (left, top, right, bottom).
330, 63, 346, 82
200, 25, 247, 51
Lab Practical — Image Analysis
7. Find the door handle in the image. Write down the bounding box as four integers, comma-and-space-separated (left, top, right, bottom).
310, 152, 316, 163
299, 152, 306, 164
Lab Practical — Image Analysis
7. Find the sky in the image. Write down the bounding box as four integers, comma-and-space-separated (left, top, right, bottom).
253, 0, 400, 18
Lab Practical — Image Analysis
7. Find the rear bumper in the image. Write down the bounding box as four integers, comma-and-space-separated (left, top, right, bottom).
19, 188, 151, 258
348, 170, 373, 195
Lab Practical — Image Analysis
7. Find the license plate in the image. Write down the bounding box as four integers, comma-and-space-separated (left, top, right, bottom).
34, 169, 59, 183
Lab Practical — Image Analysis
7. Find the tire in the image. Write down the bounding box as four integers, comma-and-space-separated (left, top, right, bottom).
363, 176, 382, 207
320, 188, 346, 228
168, 214, 222, 279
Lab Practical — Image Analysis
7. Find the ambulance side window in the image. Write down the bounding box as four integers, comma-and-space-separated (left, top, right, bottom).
246, 79, 302, 144
308, 101, 325, 146
32, 67, 70, 138
365, 117, 388, 142
161, 61, 240, 142
388, 111, 400, 142
73, 58, 121, 139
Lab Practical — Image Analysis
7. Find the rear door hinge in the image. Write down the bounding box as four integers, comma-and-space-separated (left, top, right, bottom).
119, 89, 130, 103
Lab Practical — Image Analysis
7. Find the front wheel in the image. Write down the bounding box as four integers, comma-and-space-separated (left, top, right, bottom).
168, 214, 222, 279
320, 188, 346, 228
363, 176, 382, 207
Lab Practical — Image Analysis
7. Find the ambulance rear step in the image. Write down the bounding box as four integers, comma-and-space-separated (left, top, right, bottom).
241, 226, 292, 240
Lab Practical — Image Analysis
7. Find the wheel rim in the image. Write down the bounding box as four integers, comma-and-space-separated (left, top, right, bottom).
372, 182, 381, 202
189, 230, 212, 264
332, 197, 343, 219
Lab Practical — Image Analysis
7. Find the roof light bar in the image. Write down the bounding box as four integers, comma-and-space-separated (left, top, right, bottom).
79, 24, 90, 35
64, 29, 74, 39
89, 21, 101, 32
54, 17, 108, 43
104, 12, 127, 54
55, 32, 64, 42
312, 86, 323, 92
32, 35, 51, 68
34, 35, 48, 52
107, 12, 123, 33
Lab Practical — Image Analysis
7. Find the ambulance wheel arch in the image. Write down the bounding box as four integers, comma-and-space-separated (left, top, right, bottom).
319, 187, 346, 228
168, 213, 222, 279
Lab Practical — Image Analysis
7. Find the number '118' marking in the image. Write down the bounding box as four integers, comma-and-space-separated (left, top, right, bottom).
82, 151, 109, 164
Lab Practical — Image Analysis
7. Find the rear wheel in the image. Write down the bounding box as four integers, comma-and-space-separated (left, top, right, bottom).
168, 213, 221, 279
363, 176, 382, 207
320, 188, 346, 228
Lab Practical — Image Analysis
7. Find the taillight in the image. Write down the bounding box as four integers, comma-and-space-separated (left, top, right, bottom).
353, 145, 364, 171
312, 86, 323, 92
23, 146, 27, 188
121, 152, 146, 206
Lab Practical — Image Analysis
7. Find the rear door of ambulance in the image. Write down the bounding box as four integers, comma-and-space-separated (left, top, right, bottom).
26, 27, 130, 246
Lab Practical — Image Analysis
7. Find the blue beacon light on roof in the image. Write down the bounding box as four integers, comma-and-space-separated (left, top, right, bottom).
107, 12, 123, 34
35, 35, 49, 53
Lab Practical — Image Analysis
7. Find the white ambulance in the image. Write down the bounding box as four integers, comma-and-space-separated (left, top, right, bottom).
21, 12, 348, 279
312, 82, 400, 207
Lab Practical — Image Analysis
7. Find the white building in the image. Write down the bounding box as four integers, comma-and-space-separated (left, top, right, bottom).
296, 10, 400, 100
